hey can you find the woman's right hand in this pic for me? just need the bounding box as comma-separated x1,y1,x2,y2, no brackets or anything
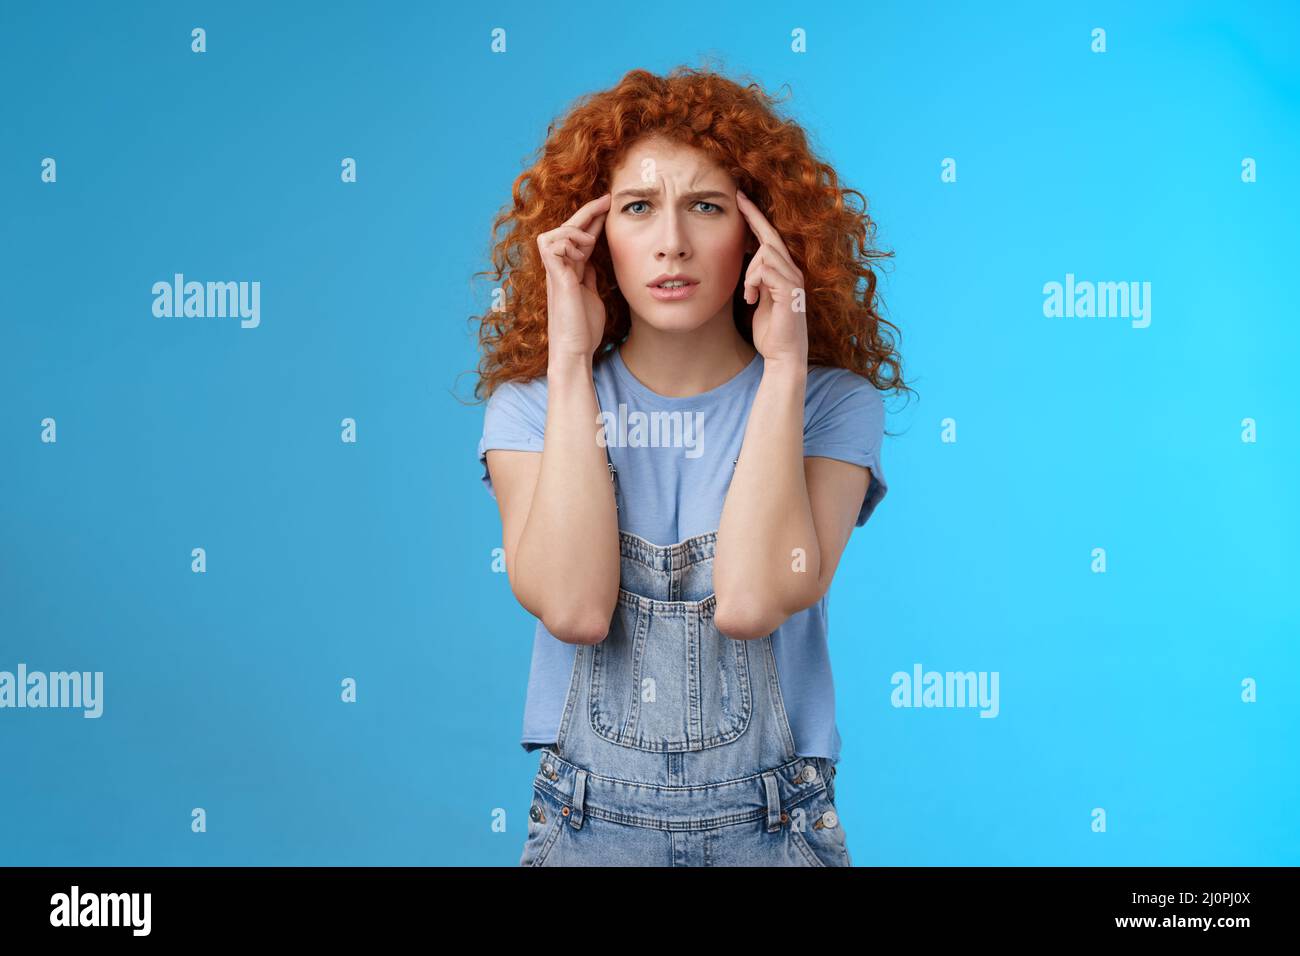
538,192,612,362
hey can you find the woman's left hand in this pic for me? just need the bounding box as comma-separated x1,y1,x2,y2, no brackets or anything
736,187,808,368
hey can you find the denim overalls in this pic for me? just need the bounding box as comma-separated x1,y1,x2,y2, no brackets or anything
519,389,851,867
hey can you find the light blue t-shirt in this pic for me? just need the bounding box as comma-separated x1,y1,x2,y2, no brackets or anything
476,345,889,765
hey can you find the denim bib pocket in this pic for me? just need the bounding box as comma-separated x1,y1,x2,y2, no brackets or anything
589,596,753,752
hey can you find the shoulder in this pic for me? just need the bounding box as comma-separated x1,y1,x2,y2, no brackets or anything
802,365,890,526
804,365,884,428
480,375,550,451
488,374,549,405
484,374,548,418
477,375,550,497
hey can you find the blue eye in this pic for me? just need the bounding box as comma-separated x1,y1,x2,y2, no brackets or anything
621,200,722,215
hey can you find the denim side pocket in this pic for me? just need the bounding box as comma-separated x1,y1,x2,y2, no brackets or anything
519,784,564,867
788,787,850,868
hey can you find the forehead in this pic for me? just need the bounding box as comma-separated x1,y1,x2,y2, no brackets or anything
610,136,728,183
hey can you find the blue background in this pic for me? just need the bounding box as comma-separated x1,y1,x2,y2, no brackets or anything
1,0,1296,865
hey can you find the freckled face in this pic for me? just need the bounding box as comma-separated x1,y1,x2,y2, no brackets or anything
605,136,751,332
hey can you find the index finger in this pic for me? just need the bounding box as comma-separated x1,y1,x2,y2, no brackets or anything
564,192,612,234
735,187,791,260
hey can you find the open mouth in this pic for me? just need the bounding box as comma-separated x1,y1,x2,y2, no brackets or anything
647,275,701,301
648,280,700,301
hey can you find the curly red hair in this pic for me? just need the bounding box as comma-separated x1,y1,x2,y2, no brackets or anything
469,62,912,409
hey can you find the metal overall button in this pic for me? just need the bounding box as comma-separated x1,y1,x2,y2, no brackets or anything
788,800,849,867
520,786,566,867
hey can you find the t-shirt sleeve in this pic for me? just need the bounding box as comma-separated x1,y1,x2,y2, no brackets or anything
802,370,889,527
477,378,547,500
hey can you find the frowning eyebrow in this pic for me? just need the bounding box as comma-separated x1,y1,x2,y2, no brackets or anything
612,187,731,202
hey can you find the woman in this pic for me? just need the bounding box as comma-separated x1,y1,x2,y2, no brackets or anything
472,65,911,866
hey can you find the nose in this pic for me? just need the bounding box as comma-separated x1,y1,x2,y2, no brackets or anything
654,201,690,261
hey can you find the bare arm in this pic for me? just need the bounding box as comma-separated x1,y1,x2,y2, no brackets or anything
714,360,870,639
487,358,619,644
713,185,870,639
484,192,620,645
